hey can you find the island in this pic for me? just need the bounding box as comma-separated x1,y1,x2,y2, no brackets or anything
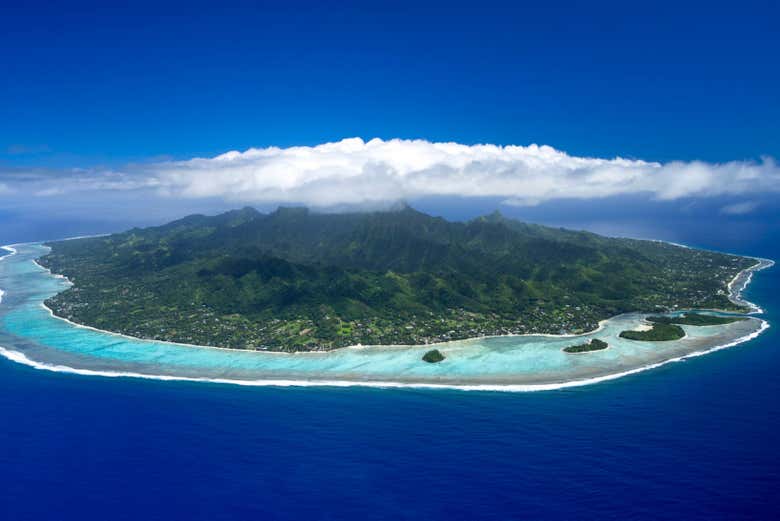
619,323,686,341
647,313,746,326
563,338,609,353
37,205,758,352
422,349,446,363
619,312,750,341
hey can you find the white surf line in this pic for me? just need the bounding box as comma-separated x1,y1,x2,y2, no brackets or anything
0,245,20,305
727,258,775,314
31,259,68,280
1,245,18,257
0,320,769,392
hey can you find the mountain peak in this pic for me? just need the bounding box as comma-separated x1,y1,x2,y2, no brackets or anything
216,206,261,227
472,209,507,224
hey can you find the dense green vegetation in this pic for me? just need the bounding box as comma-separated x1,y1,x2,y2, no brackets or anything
422,349,446,363
647,313,746,326
619,323,686,341
39,205,754,351
563,338,609,353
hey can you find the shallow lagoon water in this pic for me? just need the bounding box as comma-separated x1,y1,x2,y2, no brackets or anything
0,243,767,389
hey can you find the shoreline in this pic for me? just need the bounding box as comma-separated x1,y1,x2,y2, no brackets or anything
651,239,774,314
37,284,612,356
0,319,769,392
15,240,769,356
0,238,772,391
0,246,17,305
30,253,612,355
727,258,774,313
561,345,611,355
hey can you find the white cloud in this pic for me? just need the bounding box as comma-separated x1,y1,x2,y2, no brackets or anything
149,139,780,206
720,201,760,215
3,138,780,208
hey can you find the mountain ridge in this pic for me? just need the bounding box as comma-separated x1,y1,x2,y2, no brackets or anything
38,206,755,351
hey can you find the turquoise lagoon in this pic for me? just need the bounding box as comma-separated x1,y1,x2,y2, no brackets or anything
0,243,768,390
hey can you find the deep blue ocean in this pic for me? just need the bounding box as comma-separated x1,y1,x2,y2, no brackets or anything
1,223,778,520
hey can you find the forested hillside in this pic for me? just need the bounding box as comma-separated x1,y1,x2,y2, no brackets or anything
39,206,754,351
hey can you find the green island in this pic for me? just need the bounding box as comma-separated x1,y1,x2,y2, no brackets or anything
619,323,686,341
422,349,446,363
563,338,609,353
38,205,755,352
647,313,747,326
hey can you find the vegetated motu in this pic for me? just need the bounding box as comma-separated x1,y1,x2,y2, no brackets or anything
422,349,446,363
619,323,686,341
563,338,608,353
647,313,746,326
38,205,755,352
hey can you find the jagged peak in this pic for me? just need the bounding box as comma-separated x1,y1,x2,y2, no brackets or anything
485,209,505,222
471,209,508,225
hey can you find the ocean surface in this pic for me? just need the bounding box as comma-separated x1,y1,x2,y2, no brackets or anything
1,233,778,519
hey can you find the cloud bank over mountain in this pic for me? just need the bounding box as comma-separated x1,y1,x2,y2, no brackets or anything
3,138,778,210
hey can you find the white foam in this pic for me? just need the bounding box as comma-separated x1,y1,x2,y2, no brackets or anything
0,245,18,305
0,320,769,392
32,259,68,280
727,258,775,314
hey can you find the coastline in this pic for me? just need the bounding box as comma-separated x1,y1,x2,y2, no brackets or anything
0,239,771,391
16,240,770,356
37,284,611,356
561,345,611,355
727,258,775,313
0,319,769,392
30,251,612,355
648,239,774,314
0,246,17,305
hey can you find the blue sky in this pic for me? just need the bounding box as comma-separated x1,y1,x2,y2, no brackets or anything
3,0,778,165
1,0,779,250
